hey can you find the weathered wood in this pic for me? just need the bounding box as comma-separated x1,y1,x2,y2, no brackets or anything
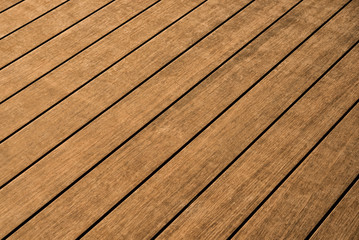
0,0,68,37
158,43,359,240
0,0,159,100
232,105,358,239
311,181,359,240
85,7,358,240
0,0,301,237
1,0,357,238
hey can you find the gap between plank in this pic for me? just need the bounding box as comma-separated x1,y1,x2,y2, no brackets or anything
0,0,162,141
0,0,250,189
151,4,356,239
0,0,25,14
0,0,71,40
77,1,313,238
227,97,358,239
0,0,116,55
0,0,159,100
305,174,359,239
0,1,260,238
2,0,350,238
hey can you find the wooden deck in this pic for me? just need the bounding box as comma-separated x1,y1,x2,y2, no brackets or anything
0,0,358,239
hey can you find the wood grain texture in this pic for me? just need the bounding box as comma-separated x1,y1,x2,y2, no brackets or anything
1,0,358,238
0,0,113,66
311,181,359,240
158,43,359,240
0,0,157,101
82,5,359,240
0,0,23,13
5,0,340,238
232,106,359,239
0,0,68,37
0,0,302,237
0,0,252,189
0,0,204,143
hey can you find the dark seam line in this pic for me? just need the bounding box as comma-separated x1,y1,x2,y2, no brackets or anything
0,0,25,14
0,0,158,101
78,1,308,238
0,0,246,189
305,174,359,239
0,0,163,144
227,55,358,240
0,0,115,59
2,1,255,238
0,0,210,190
0,0,116,52
0,0,71,40
227,99,358,239
153,3,355,239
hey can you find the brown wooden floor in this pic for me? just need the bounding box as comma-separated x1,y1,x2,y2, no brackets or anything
0,0,358,239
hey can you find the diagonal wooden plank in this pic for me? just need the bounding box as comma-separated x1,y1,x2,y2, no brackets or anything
82,9,359,240
310,180,359,240
0,0,24,14
158,44,359,240
0,0,205,141
6,0,357,239
0,0,303,237
0,0,69,37
230,107,358,239
0,0,159,100
0,0,213,185
0,0,256,187
0,0,115,63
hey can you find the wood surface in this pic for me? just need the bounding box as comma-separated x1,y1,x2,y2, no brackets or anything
83,6,359,240
0,0,158,100
0,0,113,66
0,0,255,183
0,0,68,37
311,181,359,240
0,0,23,13
231,102,358,239
0,0,358,238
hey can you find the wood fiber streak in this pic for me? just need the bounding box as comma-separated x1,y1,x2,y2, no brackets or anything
0,0,113,66
0,0,250,186
7,0,357,239
83,3,359,240
159,44,359,239
0,0,204,143
0,0,68,37
0,0,158,101
4,0,325,237
0,0,301,237
0,0,358,239
0,0,23,13
311,182,359,240
232,107,359,239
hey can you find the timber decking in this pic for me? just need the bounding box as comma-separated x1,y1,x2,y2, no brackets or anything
0,0,358,239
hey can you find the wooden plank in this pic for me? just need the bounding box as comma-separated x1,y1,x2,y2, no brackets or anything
0,0,257,185
0,0,303,237
0,0,68,37
0,0,213,185
81,12,359,240
85,46,358,239
0,0,23,13
0,0,203,141
156,45,359,239
0,0,114,65
231,108,358,239
6,0,357,238
311,181,359,240
0,0,158,100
